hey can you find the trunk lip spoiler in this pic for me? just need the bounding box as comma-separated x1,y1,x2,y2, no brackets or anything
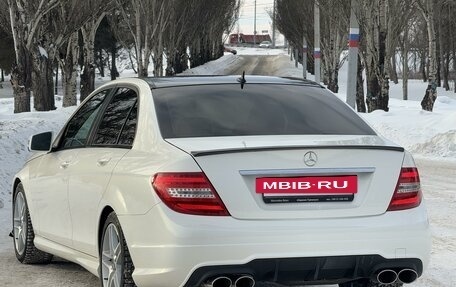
239,167,376,176
191,145,405,157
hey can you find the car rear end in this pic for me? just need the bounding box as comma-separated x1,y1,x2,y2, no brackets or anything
119,77,431,287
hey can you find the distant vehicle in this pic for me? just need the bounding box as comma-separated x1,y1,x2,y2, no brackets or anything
259,41,272,48
224,46,237,55
13,76,430,287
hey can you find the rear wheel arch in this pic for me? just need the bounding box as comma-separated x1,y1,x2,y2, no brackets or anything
98,206,114,250
99,210,137,287
13,178,22,195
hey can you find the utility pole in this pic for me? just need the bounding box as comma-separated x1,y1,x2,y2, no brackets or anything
303,37,307,79
346,0,360,109
272,0,276,48
314,1,321,83
253,0,257,46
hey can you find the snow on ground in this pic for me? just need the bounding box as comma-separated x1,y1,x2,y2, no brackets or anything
180,53,245,75
0,98,76,209
234,46,290,56
0,47,455,286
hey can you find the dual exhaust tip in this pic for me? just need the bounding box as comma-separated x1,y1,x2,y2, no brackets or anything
377,268,418,285
204,275,255,287
204,269,417,286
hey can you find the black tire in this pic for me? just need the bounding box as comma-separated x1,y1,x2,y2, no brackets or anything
12,183,53,264
99,212,136,287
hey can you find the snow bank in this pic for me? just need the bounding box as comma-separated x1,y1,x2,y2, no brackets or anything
360,96,456,159
412,131,456,158
0,101,75,208
234,47,288,56
180,54,244,76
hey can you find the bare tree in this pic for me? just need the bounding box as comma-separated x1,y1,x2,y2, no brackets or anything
414,0,438,111
435,1,455,91
274,0,349,93
6,0,59,113
80,13,107,101
318,0,350,93
188,0,241,69
274,0,315,74
115,0,170,77
356,0,415,112
399,20,411,100
163,0,194,76
58,32,79,107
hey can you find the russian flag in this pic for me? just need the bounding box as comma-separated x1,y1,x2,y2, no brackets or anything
349,28,360,48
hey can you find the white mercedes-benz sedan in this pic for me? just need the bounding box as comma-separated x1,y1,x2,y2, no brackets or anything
12,76,430,287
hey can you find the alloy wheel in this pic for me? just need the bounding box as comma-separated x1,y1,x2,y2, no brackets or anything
101,223,123,287
13,192,27,256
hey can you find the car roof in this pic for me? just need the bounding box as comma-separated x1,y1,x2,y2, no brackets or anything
144,75,322,89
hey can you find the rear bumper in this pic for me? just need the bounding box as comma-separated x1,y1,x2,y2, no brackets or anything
118,203,431,287
183,255,423,286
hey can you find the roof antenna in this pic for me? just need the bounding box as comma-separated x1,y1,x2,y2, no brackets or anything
237,71,246,89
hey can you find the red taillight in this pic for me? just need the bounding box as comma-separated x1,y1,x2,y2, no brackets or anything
152,172,229,216
387,167,422,211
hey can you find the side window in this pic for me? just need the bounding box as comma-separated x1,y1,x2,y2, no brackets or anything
61,89,110,148
118,101,138,146
93,88,138,146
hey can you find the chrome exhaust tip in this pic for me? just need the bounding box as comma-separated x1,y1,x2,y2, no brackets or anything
398,268,418,284
203,276,232,287
377,269,398,285
234,275,255,287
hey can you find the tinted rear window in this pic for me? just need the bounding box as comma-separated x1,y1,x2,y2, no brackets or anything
153,84,376,138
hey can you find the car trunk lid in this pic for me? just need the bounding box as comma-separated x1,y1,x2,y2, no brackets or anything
166,135,404,220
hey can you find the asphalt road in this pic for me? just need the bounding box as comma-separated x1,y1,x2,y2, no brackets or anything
227,55,278,76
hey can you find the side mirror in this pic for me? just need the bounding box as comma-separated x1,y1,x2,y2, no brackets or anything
29,132,53,152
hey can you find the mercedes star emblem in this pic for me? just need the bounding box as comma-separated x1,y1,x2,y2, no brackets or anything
303,151,318,167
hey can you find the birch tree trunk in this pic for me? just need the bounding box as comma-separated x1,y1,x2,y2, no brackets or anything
356,57,366,113
80,15,104,101
440,15,450,91
32,46,55,111
8,0,31,113
10,53,31,113
378,0,389,112
418,0,438,112
134,1,146,77
402,27,409,100
420,51,427,82
389,56,399,84
111,44,118,80
7,0,61,112
61,32,79,107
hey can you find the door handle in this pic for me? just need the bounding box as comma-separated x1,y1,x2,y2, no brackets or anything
97,158,111,167
60,161,70,169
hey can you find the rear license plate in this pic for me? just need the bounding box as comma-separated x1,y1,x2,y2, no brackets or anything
256,176,357,203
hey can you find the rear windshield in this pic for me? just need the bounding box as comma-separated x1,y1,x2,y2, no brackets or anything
152,84,376,138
